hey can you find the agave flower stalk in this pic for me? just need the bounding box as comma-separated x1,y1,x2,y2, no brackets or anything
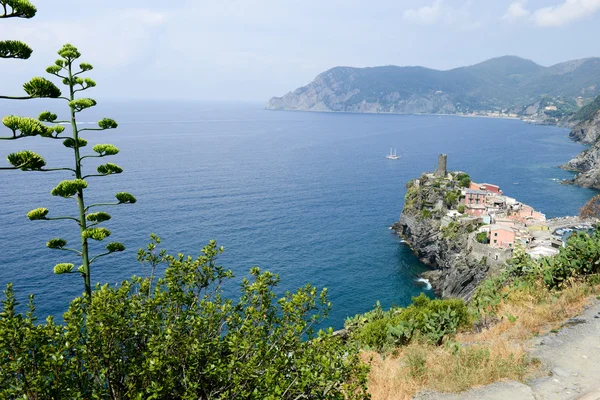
1,44,136,297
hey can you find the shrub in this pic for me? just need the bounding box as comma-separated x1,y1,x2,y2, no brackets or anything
476,232,489,244
0,240,370,399
444,190,460,208
349,294,470,352
456,173,471,188
457,204,466,214
420,209,433,219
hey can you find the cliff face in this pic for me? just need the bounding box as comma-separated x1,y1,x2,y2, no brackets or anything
393,174,503,301
562,100,600,189
396,210,489,300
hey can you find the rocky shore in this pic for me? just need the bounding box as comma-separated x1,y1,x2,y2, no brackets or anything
561,100,600,189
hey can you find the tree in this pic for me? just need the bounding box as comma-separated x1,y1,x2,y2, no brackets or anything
1,44,136,297
0,0,61,100
456,173,471,188
0,239,370,399
579,194,600,220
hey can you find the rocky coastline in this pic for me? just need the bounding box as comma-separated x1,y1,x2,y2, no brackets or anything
393,155,596,301
561,107,600,189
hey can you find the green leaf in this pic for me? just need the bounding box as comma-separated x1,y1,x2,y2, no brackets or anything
47,238,67,249
82,227,111,241
116,192,136,204
27,207,48,220
106,242,125,252
23,77,61,98
98,118,118,129
92,144,119,156
7,150,46,170
97,163,123,175
86,212,111,223
51,179,88,198
0,40,32,59
53,263,74,274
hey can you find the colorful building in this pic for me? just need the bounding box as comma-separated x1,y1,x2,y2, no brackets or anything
489,224,515,248
463,189,488,206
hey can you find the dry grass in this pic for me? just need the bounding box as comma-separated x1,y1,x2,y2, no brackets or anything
364,277,600,400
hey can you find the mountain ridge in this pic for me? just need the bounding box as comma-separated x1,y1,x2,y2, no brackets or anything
266,56,600,120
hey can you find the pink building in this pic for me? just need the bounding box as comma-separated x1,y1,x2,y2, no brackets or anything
464,189,487,206
489,224,515,248
465,204,486,216
469,182,502,194
479,183,502,194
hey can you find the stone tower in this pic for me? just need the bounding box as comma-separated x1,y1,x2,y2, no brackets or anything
434,154,447,178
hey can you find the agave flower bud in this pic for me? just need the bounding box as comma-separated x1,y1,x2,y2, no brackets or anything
82,227,111,241
116,192,136,204
97,163,123,175
93,144,119,156
47,238,67,249
27,207,49,220
58,44,81,60
68,98,96,112
38,111,58,122
86,212,111,223
51,179,88,197
7,150,46,170
98,118,118,129
0,40,33,59
62,138,87,148
106,242,125,253
23,77,61,98
53,263,74,274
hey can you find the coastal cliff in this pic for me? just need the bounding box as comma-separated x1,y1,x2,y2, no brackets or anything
392,161,509,301
562,95,600,189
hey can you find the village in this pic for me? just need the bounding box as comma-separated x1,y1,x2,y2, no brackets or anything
419,154,590,260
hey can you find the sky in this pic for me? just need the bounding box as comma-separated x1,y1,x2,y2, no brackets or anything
1,0,600,101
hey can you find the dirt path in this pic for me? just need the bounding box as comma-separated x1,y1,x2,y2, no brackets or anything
414,299,600,400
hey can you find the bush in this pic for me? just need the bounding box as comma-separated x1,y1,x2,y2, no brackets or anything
476,232,489,244
540,230,600,289
420,209,433,219
0,240,369,399
456,173,471,188
349,294,470,352
457,204,465,214
444,191,460,208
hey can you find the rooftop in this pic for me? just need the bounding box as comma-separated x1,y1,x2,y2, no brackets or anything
465,189,488,195
489,224,515,233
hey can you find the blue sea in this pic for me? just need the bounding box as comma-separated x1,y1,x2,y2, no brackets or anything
0,100,596,329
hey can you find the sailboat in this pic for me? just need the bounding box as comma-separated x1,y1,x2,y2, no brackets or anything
386,147,400,160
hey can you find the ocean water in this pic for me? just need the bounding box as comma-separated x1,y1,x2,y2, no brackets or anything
0,100,595,329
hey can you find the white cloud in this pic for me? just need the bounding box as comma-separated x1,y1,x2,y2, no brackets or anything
503,1,530,20
2,8,168,68
502,0,600,27
403,0,443,24
532,0,600,26
402,0,482,29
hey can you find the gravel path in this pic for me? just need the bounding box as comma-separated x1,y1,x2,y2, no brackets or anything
414,299,600,400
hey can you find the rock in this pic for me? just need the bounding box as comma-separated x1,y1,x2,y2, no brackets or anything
413,380,535,400
561,104,600,189
551,367,571,377
563,318,587,327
